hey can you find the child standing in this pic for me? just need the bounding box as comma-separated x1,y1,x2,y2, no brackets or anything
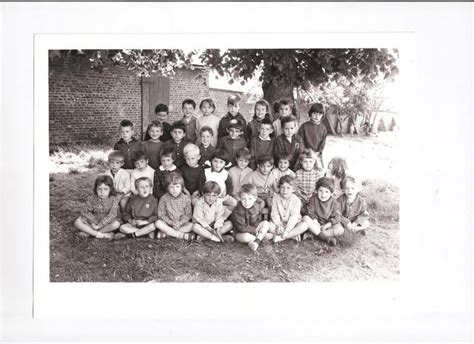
325,157,348,199
198,126,216,166
230,184,275,251
302,177,344,246
130,150,155,196
273,152,296,183
113,119,143,170
295,149,325,204
217,94,248,140
115,177,158,239
271,175,308,242
196,98,219,147
246,99,272,142
74,175,120,239
105,150,131,211
244,155,279,208
337,176,370,235
298,103,328,168
249,117,274,169
272,99,295,137
180,143,205,204
217,120,247,166
181,99,197,143
228,148,253,200
152,146,178,201
274,115,305,170
155,172,195,240
155,103,172,142
163,120,190,168
142,120,164,170
192,181,234,243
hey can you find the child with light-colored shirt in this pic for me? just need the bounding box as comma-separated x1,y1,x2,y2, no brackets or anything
196,98,219,147
228,148,253,199
130,150,155,196
105,150,131,211
243,155,279,209
272,152,296,184
337,176,370,235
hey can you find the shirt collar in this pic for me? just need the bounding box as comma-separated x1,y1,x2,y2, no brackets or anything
258,135,271,141
159,164,177,171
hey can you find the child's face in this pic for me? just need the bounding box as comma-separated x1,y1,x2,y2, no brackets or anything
148,126,163,140
280,104,292,117
279,182,294,199
302,158,316,171
236,157,250,169
160,155,174,169
200,102,214,116
228,127,242,140
240,192,257,209
120,126,133,142
182,103,194,118
156,111,168,122
203,192,219,206
278,159,290,171
171,128,185,143
343,181,359,200
136,181,151,198
282,121,297,138
211,157,226,172
134,158,148,171
96,183,111,200
259,124,273,139
258,161,273,175
185,153,200,168
317,186,332,202
310,112,324,124
228,103,240,116
168,183,182,198
200,131,213,147
255,104,267,120
109,158,124,173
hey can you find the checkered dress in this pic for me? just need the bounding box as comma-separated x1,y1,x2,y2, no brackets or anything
295,169,324,201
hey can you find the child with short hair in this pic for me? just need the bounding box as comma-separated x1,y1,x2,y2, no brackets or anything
302,177,344,246
217,94,248,140
295,149,325,204
244,155,279,208
196,98,219,147
142,120,164,170
163,120,190,168
181,98,197,143
198,126,216,166
325,157,348,198
74,175,121,239
217,120,247,166
249,117,275,169
153,147,178,201
299,103,328,168
274,115,305,170
273,152,296,183
155,103,172,142
192,181,234,243
180,143,205,205
273,99,296,137
271,175,308,243
228,148,253,199
230,183,275,251
246,99,273,141
130,150,155,196
105,150,131,211
337,176,370,235
115,177,158,239
155,172,195,241
113,119,143,170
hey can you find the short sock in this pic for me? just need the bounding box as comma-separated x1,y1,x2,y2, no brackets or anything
126,232,137,238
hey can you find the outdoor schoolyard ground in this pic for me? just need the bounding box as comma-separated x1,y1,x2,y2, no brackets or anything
49,132,399,282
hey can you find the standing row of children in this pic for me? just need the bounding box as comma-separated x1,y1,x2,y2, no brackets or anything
74,95,370,250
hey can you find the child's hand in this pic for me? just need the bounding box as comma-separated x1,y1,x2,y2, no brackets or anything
276,226,285,235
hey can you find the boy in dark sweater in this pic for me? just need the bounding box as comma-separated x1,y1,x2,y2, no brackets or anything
337,176,370,235
155,103,172,143
153,146,179,201
217,120,247,166
274,115,305,170
217,94,248,141
298,103,328,168
198,126,216,166
113,119,143,171
163,120,190,168
249,117,275,169
180,143,205,206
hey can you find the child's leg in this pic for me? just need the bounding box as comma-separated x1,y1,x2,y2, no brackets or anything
100,220,121,233
133,223,156,237
217,221,233,236
177,222,193,233
247,221,271,251
284,221,309,239
235,232,257,243
155,220,194,240
119,195,130,212
192,223,220,242
323,223,345,237
302,216,321,236
119,223,138,234
74,218,114,239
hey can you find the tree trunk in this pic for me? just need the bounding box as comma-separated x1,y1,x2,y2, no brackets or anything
262,81,294,111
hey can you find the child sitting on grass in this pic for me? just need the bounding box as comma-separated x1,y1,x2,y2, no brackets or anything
180,143,204,205
198,126,216,166
244,155,279,209
325,157,348,198
155,103,172,142
153,146,178,201
230,183,275,251
273,152,296,183
192,181,234,243
181,98,197,143
249,117,274,169
228,148,253,200
246,99,273,142
298,103,328,168
163,120,189,168
113,119,143,170
295,149,325,204
142,120,164,170
115,177,158,240
196,98,219,147
105,150,131,211
74,175,120,240
273,115,304,170
337,176,370,235
217,120,247,166
130,150,155,196
302,177,344,246
155,172,195,241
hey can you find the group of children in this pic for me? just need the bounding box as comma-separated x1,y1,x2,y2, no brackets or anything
74,95,370,251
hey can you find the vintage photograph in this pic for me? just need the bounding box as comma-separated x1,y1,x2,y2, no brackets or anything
49,48,400,282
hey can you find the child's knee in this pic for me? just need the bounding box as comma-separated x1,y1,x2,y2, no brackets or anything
235,232,254,243
332,224,344,236
111,220,121,230
120,224,134,234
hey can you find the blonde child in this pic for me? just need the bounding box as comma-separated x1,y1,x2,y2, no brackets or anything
155,172,195,241
244,155,279,209
302,177,344,246
196,98,219,147
298,103,328,168
105,150,131,211
271,175,308,243
249,117,274,169
295,149,325,204
228,148,253,199
143,120,164,170
181,99,197,143
325,157,348,198
74,175,120,239
192,181,234,243
113,119,143,170
246,99,273,142
180,143,205,205
130,150,155,196
198,126,216,166
337,176,370,235
153,146,178,201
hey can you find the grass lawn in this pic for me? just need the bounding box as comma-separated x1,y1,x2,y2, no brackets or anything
50,132,399,282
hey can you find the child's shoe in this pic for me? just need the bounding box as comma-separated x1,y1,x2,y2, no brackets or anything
114,233,126,240
293,234,302,242
156,232,167,239
182,232,196,241
248,240,259,251
76,232,90,239
196,235,205,242
148,231,156,239
221,235,235,243
302,232,313,241
273,235,284,243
